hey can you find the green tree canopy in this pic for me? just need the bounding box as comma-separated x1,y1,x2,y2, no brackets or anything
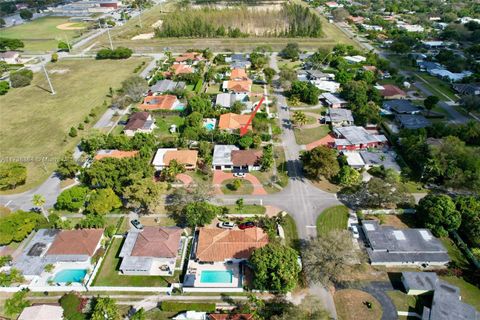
0,211,47,245
455,196,480,247
250,243,300,293
122,177,168,214
417,194,461,237
91,297,119,320
178,201,220,228
4,290,29,316
0,162,26,190
86,188,122,215
55,186,89,211
301,146,340,181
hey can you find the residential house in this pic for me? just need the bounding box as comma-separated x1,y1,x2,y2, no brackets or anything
152,148,198,171
124,112,156,137
18,305,64,320
428,68,472,82
229,54,251,69
223,68,252,100
453,83,480,96
231,149,262,172
215,93,236,108
325,1,343,8
94,149,139,161
344,55,367,64
361,24,383,31
362,220,450,266
417,61,442,72
173,311,207,320
320,93,348,108
119,226,183,276
170,64,194,76
396,114,431,130
139,95,180,111
333,126,388,150
175,52,205,65
45,229,104,262
218,113,252,132
150,79,186,94
397,22,424,32
401,272,479,320
383,99,422,114
194,227,269,262
378,84,407,99
306,70,335,81
325,108,354,127
0,51,20,64
348,16,365,24
212,145,239,170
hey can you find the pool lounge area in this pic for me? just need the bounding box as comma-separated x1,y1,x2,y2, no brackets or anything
184,262,242,288
202,118,217,131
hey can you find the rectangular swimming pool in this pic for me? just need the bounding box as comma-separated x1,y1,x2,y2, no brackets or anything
52,269,87,283
200,270,233,284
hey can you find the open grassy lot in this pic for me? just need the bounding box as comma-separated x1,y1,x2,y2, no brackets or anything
153,113,184,137
334,289,382,320
316,205,348,236
386,291,429,314
92,237,179,287
0,58,149,194
294,125,330,145
281,214,300,251
1,17,89,52
220,179,254,195
224,204,266,215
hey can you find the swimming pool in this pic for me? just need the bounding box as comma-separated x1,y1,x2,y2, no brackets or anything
173,104,185,111
52,269,87,283
204,123,215,131
200,270,233,284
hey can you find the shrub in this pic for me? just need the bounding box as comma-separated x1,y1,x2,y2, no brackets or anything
160,301,215,312
10,69,33,88
51,53,58,62
96,47,133,60
69,127,78,137
60,293,86,320
0,80,9,95
0,162,26,190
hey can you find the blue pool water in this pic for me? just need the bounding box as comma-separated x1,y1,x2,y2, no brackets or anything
204,123,215,131
200,270,233,283
53,269,87,283
173,104,185,111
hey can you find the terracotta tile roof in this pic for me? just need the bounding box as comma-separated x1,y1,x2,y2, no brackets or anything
171,64,194,75
94,150,139,160
196,227,269,261
218,113,252,131
231,150,262,166
131,226,182,258
363,65,377,72
209,314,253,320
125,112,150,130
230,68,248,80
175,52,204,63
163,150,198,167
46,229,103,256
380,84,406,98
139,95,178,110
227,79,252,93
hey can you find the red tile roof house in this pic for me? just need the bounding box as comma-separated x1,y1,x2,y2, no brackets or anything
222,68,252,101
45,229,104,263
231,149,262,172
119,226,183,275
194,227,269,262
139,95,180,111
94,150,139,161
174,52,206,65
218,113,252,133
378,84,407,100
123,112,156,137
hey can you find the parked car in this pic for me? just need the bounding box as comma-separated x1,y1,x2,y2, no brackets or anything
131,219,144,230
350,225,359,239
233,172,246,178
218,222,235,229
238,222,255,230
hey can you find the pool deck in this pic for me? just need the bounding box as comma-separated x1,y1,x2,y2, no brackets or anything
188,261,241,288
33,261,92,286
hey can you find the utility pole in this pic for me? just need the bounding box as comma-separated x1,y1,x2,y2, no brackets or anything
42,60,55,95
106,26,113,50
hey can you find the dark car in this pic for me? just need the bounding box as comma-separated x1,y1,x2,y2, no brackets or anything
238,221,255,230
131,219,144,230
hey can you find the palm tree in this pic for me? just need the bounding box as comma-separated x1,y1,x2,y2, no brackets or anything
32,194,48,220
293,111,308,128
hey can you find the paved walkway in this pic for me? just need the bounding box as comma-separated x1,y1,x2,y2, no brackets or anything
212,171,267,195
176,173,193,186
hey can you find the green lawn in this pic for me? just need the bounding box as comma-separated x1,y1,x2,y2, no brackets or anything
440,237,470,269
386,291,427,314
224,204,266,215
0,58,149,194
251,84,264,94
92,238,179,287
281,214,300,251
153,114,184,137
414,73,458,101
294,125,330,145
206,84,221,94
1,17,90,52
316,205,349,236
220,179,254,195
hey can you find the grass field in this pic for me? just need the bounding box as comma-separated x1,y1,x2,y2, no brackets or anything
316,205,348,236
224,204,266,215
281,214,300,251
0,58,149,194
220,179,254,195
294,125,330,145
1,17,89,52
334,289,382,320
93,237,179,287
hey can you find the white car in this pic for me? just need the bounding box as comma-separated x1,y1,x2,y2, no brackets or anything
350,225,360,239
218,222,235,229
233,172,246,178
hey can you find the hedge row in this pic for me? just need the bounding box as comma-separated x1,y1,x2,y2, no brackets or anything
160,301,216,312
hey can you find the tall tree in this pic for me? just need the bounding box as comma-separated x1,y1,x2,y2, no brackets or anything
302,230,357,285
91,297,119,320
123,177,168,214
32,194,47,220
292,111,308,127
417,194,461,237
300,146,340,181
177,202,220,228
249,243,300,293
424,95,440,116
85,188,122,215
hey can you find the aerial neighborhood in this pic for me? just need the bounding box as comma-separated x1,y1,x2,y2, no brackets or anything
0,0,479,319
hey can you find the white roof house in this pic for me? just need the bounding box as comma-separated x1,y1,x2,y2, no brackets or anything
18,305,64,320
397,22,424,32
311,80,341,93
343,152,365,169
344,55,367,64
152,148,177,170
215,93,235,108
212,145,239,170
320,93,347,108
428,69,472,82
172,311,207,320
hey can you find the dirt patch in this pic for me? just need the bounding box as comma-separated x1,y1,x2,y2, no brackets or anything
131,33,155,40
56,22,85,30
49,69,70,75
151,20,163,28
334,289,383,320
363,214,410,229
